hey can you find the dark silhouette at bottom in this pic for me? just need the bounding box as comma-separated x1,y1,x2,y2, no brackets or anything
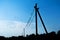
0,30,60,40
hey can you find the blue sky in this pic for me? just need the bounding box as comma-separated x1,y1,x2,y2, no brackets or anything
0,0,60,37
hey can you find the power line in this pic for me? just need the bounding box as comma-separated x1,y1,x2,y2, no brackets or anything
23,9,34,36
28,14,35,27
25,9,34,28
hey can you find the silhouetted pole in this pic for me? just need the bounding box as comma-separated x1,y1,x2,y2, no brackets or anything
34,3,38,35
34,3,48,34
37,10,48,34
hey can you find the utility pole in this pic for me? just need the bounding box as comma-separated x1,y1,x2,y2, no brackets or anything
37,10,48,34
34,3,48,34
34,3,38,35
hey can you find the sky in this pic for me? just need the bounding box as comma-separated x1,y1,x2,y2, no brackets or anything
0,0,60,37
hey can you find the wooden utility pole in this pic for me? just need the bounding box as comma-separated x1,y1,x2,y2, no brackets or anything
34,3,48,34
34,3,38,35
37,10,48,34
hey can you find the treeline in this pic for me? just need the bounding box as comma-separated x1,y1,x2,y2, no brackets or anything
0,30,60,40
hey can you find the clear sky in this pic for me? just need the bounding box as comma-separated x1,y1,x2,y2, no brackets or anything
0,0,60,37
